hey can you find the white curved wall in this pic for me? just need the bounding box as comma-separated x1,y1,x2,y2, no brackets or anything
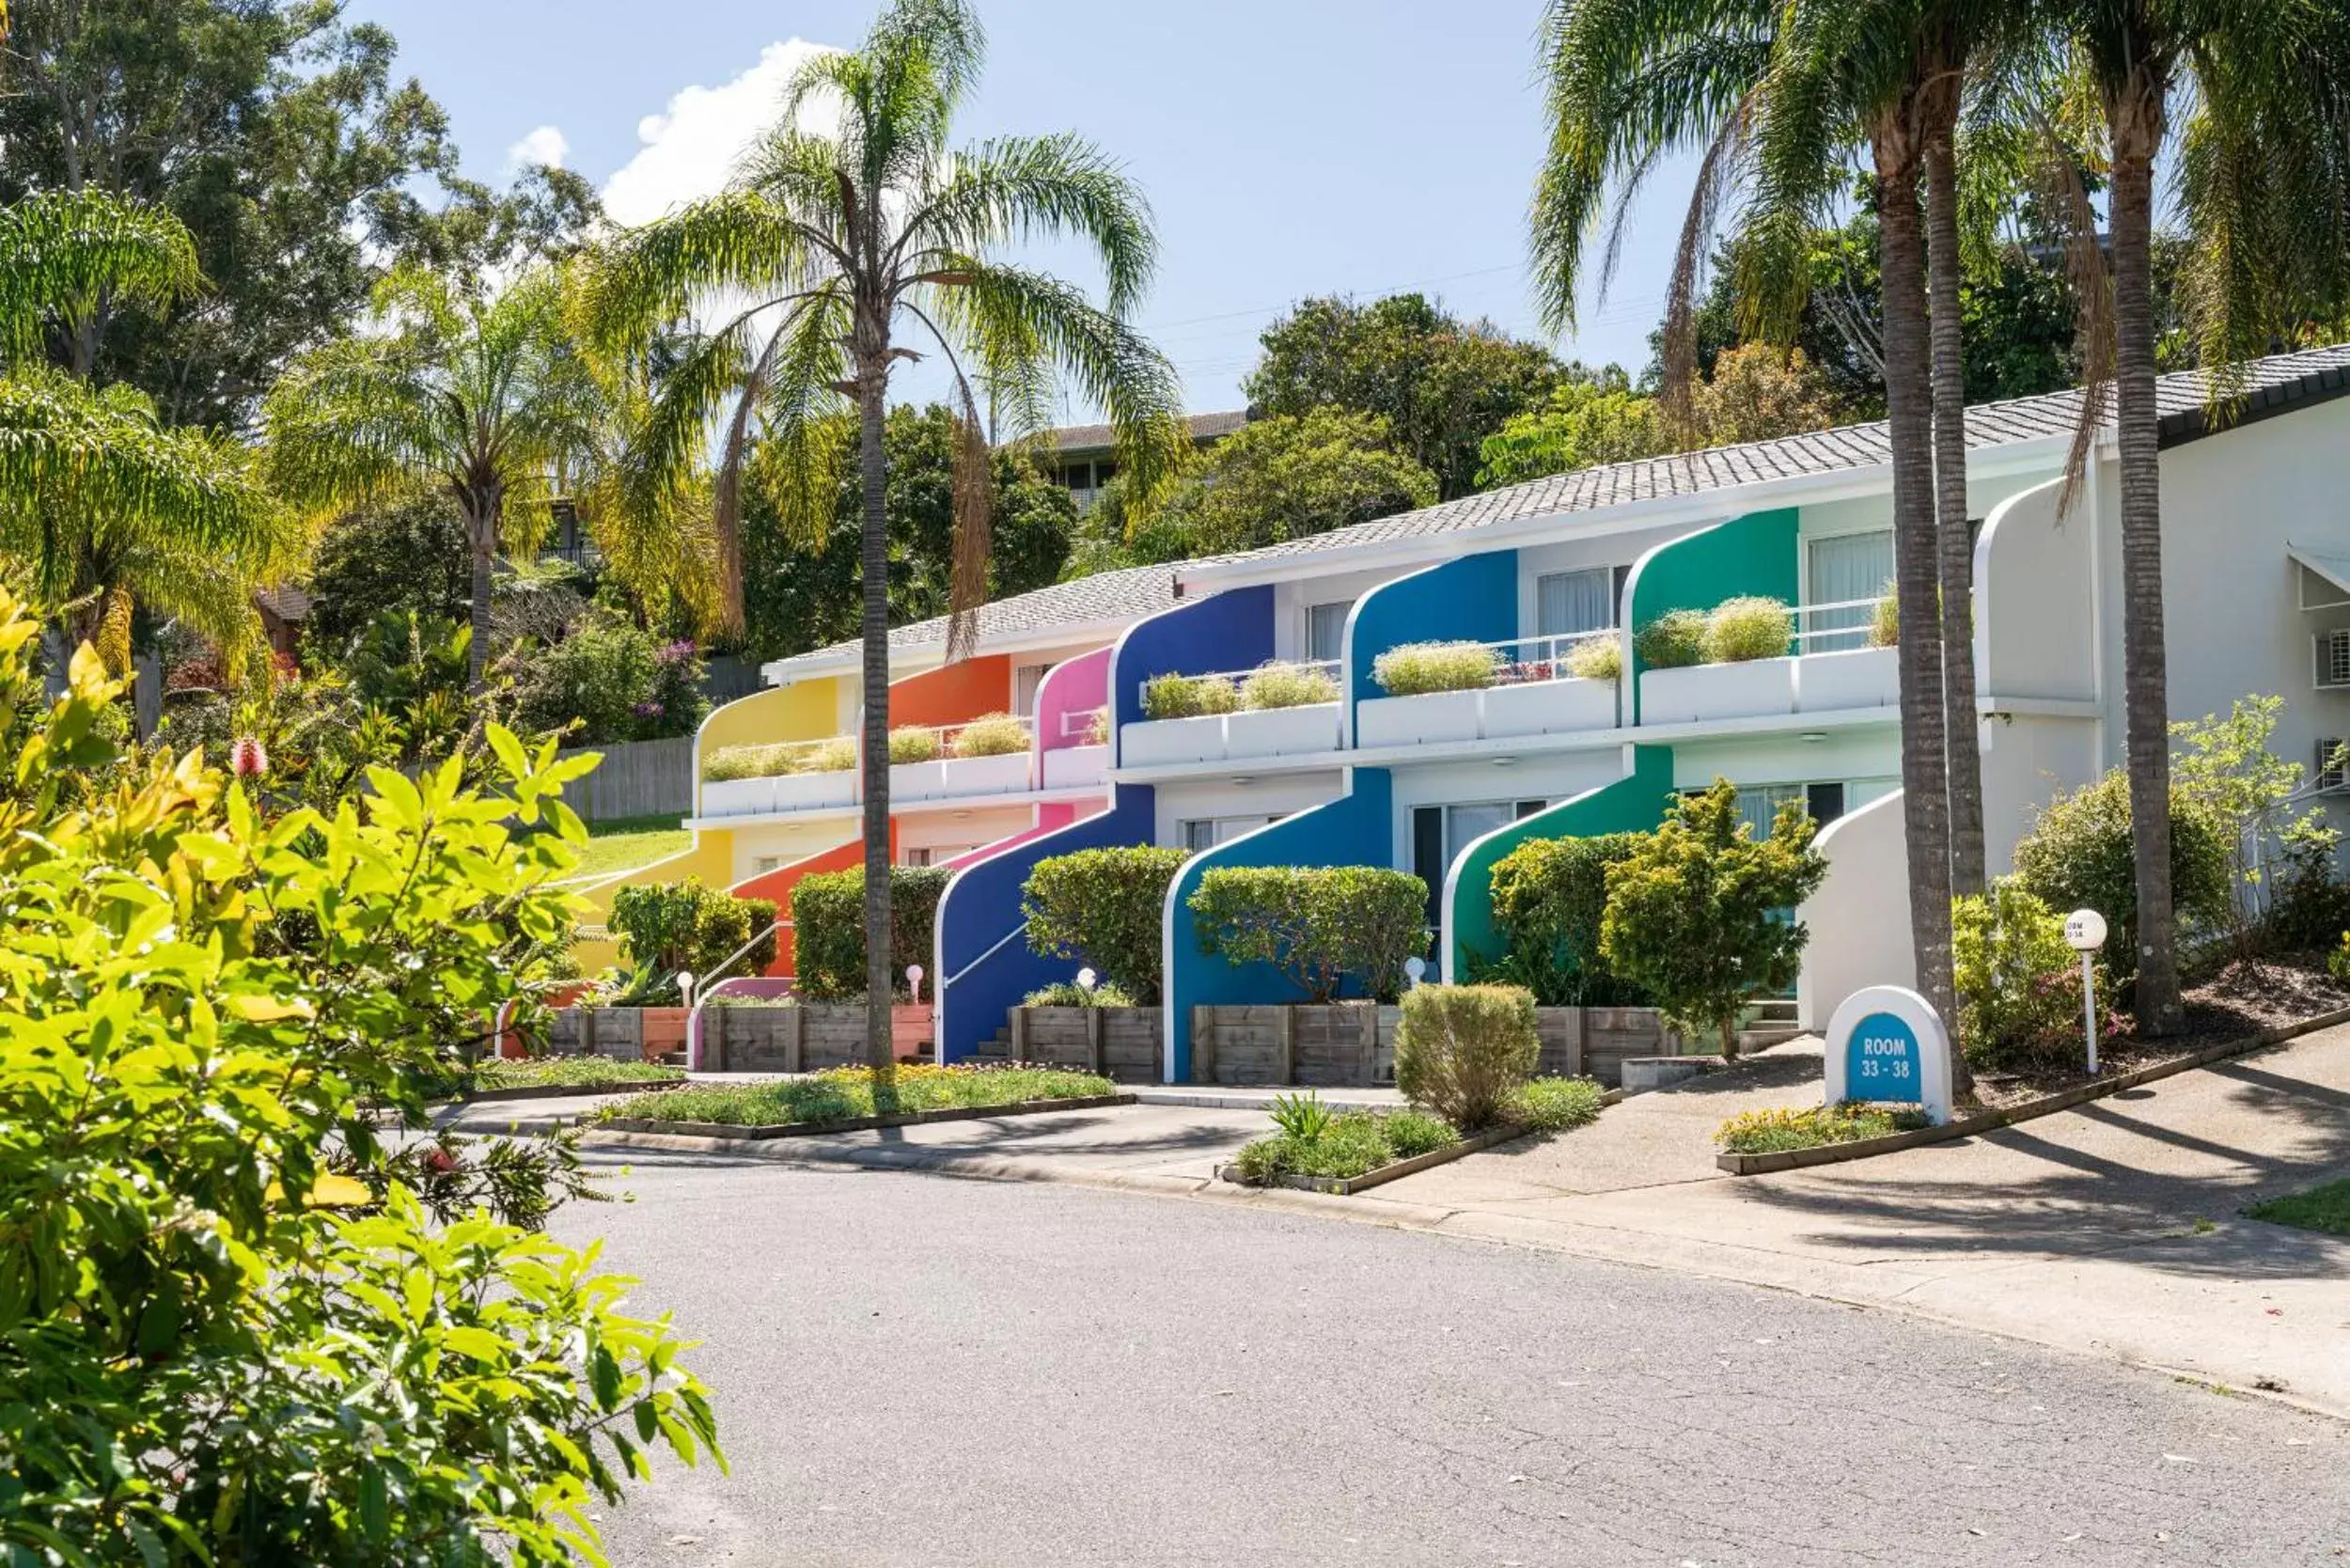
1796,787,1916,1030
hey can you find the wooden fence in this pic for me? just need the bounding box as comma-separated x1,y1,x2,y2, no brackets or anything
554,735,695,822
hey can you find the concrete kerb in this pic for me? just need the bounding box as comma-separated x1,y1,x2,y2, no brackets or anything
1718,1003,2350,1176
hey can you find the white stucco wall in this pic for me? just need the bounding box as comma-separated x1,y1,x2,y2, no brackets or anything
1795,788,1916,1029
1151,772,1343,848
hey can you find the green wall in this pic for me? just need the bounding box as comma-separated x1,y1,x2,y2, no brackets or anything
1624,507,1799,722
1442,745,1675,980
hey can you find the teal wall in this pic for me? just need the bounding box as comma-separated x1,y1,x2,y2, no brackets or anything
1442,745,1675,980
1624,508,1799,722
1343,550,1518,744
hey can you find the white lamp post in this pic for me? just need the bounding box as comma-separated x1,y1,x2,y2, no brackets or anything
905,964,925,1005
1076,966,1098,994
2061,909,2108,1074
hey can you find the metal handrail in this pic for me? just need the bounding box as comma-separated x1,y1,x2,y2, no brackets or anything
1135,658,1341,707
684,917,790,1071
1058,705,1109,742
943,923,1027,990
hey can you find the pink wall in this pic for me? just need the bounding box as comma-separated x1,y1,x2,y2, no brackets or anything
1034,646,1110,755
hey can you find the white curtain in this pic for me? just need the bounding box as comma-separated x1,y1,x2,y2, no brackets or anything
1806,530,1894,651
1536,568,1615,644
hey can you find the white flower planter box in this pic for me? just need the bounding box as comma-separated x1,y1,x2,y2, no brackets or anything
888,759,952,800
930,749,1032,798
1640,657,1797,725
1794,645,1899,713
1356,687,1482,747
1480,676,1618,738
1041,744,1109,791
1120,713,1223,766
697,775,777,819
1225,702,1339,759
768,769,855,813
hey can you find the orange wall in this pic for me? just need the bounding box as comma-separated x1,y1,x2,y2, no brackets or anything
729,826,893,977
887,654,1010,729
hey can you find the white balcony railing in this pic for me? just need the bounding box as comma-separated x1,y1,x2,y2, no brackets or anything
1132,658,1340,709
1637,597,1898,726
1122,660,1344,767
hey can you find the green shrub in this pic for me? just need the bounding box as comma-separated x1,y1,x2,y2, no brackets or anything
1269,1089,1335,1141
511,614,709,744
1023,845,1191,1002
789,865,952,1000
1382,1108,1460,1158
1372,640,1499,697
2329,933,2350,983
1393,982,1541,1131
1634,609,1710,668
1023,979,1139,1008
1868,588,1898,649
2010,768,2232,990
1142,671,1239,718
1565,635,1622,682
887,726,943,763
950,712,1031,758
1508,1075,1607,1132
1716,1103,1930,1153
2264,824,2350,952
1484,831,1655,1006
1599,778,1826,1058
1951,881,2099,1070
1240,660,1340,710
608,880,778,1002
1705,596,1794,663
1188,864,1429,1002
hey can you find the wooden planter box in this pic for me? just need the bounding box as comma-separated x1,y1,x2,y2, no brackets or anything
1008,1006,1163,1082
1581,1007,1682,1087
639,1008,689,1061
1188,1002,1396,1088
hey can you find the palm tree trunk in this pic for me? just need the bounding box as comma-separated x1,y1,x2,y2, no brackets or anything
2109,117,2183,1035
464,504,496,691
1924,128,1986,902
1876,122,1958,1031
856,364,899,1101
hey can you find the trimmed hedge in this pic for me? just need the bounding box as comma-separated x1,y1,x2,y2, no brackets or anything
1022,846,1190,1003
1393,982,1540,1131
1481,831,1654,1006
607,881,777,1003
1188,864,1428,1002
791,865,952,1000
950,713,1030,758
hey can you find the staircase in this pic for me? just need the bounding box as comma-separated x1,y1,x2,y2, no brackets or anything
1739,997,1805,1051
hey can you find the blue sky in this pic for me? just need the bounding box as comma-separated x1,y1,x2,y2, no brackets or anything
354,1,1700,419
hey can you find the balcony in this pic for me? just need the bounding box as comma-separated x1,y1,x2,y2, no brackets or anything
1120,661,1343,767
1041,705,1110,791
887,713,1037,803
1638,598,1898,726
699,735,858,820
1355,633,1620,749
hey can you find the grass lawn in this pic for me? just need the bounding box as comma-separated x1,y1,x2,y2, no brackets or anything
569,813,690,881
2245,1178,2350,1236
598,1063,1115,1127
423,1057,685,1100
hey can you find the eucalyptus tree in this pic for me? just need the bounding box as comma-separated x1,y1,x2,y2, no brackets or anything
575,0,1185,1082
0,188,287,673
263,265,605,686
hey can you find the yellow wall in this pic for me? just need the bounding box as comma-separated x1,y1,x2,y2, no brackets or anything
698,678,843,757
569,829,739,975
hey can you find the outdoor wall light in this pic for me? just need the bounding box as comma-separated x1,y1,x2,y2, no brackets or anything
1799,731,1828,744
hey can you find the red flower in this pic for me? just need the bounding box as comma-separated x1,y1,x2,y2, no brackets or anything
229,736,268,778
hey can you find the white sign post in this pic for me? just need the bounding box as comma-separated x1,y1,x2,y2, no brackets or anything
2062,908,2107,1074
1824,985,1953,1126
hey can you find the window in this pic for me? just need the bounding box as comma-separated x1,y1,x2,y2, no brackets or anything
1307,601,1351,663
1411,800,1546,925
905,847,933,868
1731,782,1846,839
1181,816,1274,852
751,855,783,875
1536,567,1618,643
1013,662,1052,715
2319,741,2350,792
1806,530,1895,652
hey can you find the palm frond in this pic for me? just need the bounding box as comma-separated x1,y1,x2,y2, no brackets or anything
0,190,203,364
896,133,1158,316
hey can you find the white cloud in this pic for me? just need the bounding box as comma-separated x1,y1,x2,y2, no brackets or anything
601,39,839,227
506,124,571,171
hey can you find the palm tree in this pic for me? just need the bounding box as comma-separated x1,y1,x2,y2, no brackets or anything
0,189,288,674
263,265,605,686
575,0,1185,1087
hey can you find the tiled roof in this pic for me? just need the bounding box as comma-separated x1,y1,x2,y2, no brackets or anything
1187,343,2350,570
254,584,313,622
758,561,1186,682
1041,409,1250,455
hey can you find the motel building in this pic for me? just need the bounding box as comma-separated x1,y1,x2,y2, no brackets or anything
573,344,2350,1081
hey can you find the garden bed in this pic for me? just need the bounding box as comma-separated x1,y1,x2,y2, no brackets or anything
421,1058,685,1103
1218,1078,1616,1195
591,1064,1126,1139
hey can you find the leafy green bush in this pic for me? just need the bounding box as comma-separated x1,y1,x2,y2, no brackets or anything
0,598,716,1561
1142,671,1239,718
1599,778,1826,1058
2329,933,2350,984
2010,768,2232,990
1227,1106,1462,1184
1716,1103,1930,1153
1565,635,1621,682
951,712,1031,758
2264,823,2350,952
1372,639,1499,696
608,880,778,1002
1023,979,1139,1008
1484,831,1655,1006
1393,982,1541,1131
1083,707,1111,745
1023,845,1191,1002
1705,596,1794,663
887,726,943,763
510,614,711,744
1634,609,1710,668
1269,1089,1335,1141
1188,864,1429,1002
1951,881,2100,1070
1240,660,1340,710
790,865,952,1000
1508,1074,1607,1132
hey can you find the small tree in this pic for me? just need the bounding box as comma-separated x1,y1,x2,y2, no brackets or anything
1598,780,1827,1059
791,866,952,1002
1022,846,1190,1003
2170,695,2335,957
608,881,777,1003
1484,831,1653,1006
